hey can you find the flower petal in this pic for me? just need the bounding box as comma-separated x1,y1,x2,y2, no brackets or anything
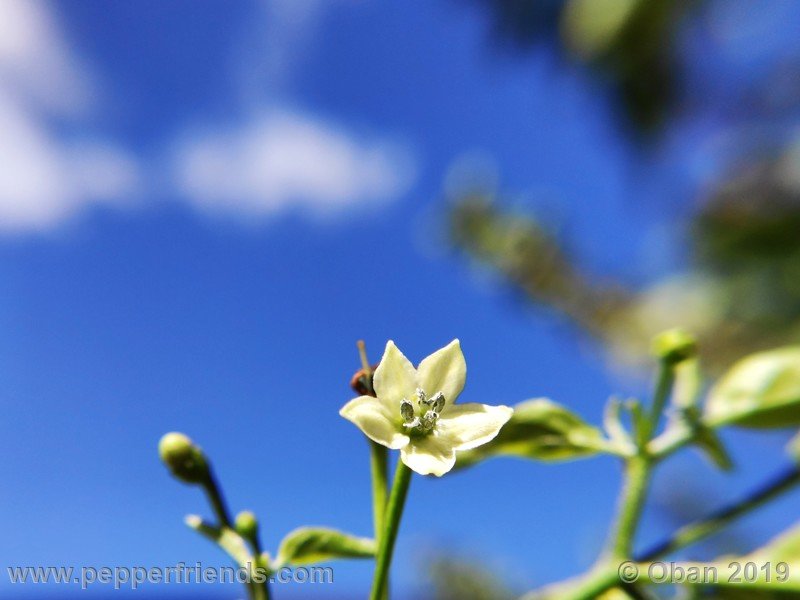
400,434,456,477
416,339,466,407
340,395,410,450
437,403,513,451
372,341,417,409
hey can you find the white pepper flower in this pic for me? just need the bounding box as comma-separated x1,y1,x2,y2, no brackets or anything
340,340,512,476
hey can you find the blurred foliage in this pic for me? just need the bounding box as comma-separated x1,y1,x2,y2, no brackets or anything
465,0,698,134
693,148,800,334
449,195,631,341
426,556,517,600
448,1,800,371
448,150,800,372
454,398,607,468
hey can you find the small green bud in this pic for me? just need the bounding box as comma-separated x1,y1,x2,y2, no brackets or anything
651,328,697,365
234,510,259,540
158,432,208,484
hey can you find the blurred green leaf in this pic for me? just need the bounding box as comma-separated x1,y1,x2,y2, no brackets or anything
693,423,734,471
456,398,609,468
705,347,800,428
562,0,640,60
428,555,517,600
747,521,800,571
275,527,375,567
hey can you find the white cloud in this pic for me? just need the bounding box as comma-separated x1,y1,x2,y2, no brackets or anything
195,0,418,221
0,0,92,115
0,0,140,233
173,108,416,220
0,91,138,231
0,0,416,233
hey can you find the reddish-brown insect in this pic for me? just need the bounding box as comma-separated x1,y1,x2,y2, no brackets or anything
350,364,379,397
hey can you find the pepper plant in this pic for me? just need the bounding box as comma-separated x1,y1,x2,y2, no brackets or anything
159,330,800,598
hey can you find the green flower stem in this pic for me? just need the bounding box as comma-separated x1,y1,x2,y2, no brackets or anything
253,565,271,600
249,535,271,600
638,464,800,561
201,473,269,600
369,461,413,600
369,440,389,600
606,455,652,559
370,440,389,536
201,470,233,528
605,360,675,559
248,574,270,600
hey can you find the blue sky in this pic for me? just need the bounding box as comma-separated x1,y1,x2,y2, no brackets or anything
1,1,800,598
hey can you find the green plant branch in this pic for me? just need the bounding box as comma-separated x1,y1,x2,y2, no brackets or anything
556,465,800,600
186,516,268,600
552,361,676,599
605,360,676,559
203,473,271,600
369,440,389,600
248,535,271,600
248,576,268,600
370,441,389,542
606,456,653,559
638,464,800,561
201,470,232,528
255,573,271,600
646,421,694,459
369,461,412,600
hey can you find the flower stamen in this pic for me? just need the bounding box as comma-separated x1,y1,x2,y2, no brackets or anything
401,389,446,435
400,399,416,424
415,388,427,405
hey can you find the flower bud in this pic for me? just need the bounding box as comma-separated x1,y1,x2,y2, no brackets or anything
158,432,208,484
235,510,259,540
651,328,697,365
350,364,378,397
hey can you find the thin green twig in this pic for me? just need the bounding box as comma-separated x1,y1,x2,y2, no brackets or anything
638,465,800,561
202,470,232,528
